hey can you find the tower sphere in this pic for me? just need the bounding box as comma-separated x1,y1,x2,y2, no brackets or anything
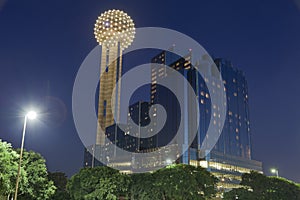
94,9,135,50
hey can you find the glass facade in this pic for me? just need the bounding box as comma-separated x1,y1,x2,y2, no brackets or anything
149,50,262,189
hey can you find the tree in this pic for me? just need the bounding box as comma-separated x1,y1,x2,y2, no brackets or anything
224,171,300,200
223,188,259,200
67,166,131,200
129,164,217,200
17,150,56,200
152,164,217,200
129,173,161,200
48,172,70,200
0,139,27,200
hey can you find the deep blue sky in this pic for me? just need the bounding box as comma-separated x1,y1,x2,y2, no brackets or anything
0,0,300,182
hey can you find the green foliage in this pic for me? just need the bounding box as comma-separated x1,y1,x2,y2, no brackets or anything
223,188,259,200
224,171,300,200
0,140,55,200
155,164,217,200
0,140,18,196
48,172,71,200
17,150,56,200
130,164,217,200
0,139,27,199
67,166,131,200
130,172,161,200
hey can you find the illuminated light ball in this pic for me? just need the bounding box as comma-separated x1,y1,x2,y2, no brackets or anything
94,9,135,50
27,111,37,120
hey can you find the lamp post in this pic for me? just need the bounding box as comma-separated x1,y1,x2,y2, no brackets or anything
270,168,279,177
13,111,37,200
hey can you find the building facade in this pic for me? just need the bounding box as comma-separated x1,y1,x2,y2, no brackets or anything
149,50,262,189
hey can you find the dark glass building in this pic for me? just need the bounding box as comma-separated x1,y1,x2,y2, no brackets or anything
150,50,262,189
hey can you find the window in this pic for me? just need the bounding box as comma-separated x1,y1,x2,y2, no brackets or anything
184,61,190,66
103,100,107,116
158,68,164,72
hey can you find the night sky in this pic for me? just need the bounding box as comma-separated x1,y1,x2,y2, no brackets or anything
0,0,300,182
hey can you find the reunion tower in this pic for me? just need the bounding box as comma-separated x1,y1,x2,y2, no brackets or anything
94,10,135,145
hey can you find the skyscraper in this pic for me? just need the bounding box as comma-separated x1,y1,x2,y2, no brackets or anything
93,9,135,145
150,50,262,189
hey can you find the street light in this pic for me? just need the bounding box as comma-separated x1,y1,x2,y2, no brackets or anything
14,111,37,200
270,168,279,177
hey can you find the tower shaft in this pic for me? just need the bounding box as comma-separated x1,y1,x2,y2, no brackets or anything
96,42,122,145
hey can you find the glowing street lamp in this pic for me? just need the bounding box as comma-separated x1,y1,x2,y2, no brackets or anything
14,111,37,200
27,111,37,120
270,168,279,177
